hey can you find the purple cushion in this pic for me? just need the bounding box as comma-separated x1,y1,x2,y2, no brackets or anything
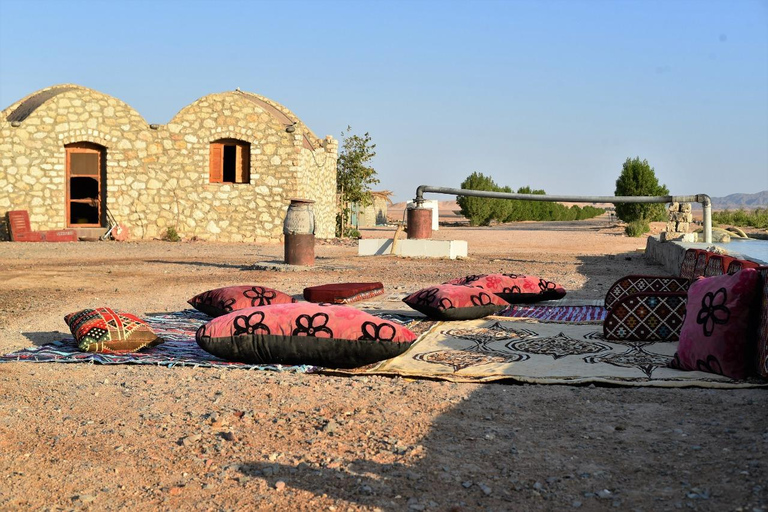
671,269,760,379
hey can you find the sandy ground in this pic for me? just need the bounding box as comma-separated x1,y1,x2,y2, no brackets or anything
0,216,766,511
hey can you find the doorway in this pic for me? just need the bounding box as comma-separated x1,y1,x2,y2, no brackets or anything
66,142,106,227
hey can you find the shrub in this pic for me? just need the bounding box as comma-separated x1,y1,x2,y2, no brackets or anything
624,220,650,237
163,227,181,242
615,157,669,223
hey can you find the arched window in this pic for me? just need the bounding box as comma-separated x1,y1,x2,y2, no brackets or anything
210,139,250,184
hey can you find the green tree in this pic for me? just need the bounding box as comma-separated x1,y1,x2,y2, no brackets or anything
614,157,669,223
336,126,379,236
457,172,499,226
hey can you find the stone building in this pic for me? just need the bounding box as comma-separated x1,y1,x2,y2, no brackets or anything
353,190,393,228
0,84,337,242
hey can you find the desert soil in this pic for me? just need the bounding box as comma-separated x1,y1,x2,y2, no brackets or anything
0,216,765,512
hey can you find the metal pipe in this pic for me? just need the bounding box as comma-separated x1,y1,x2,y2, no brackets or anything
414,186,712,243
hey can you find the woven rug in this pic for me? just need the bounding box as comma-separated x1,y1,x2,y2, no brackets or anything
338,318,768,388
0,310,317,372
498,305,608,323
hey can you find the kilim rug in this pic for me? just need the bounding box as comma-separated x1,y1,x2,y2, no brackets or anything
334,318,768,388
497,305,608,323
0,310,317,372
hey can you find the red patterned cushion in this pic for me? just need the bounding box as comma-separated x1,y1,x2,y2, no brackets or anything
403,284,509,320
444,273,566,303
188,285,297,317
196,303,416,368
671,269,760,379
756,267,768,378
304,282,384,304
64,308,163,353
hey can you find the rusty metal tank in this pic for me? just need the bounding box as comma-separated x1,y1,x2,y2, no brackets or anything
406,205,433,239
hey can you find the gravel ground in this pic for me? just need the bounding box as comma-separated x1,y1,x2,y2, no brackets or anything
0,218,766,511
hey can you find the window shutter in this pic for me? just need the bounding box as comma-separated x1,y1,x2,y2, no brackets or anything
237,144,250,183
209,143,223,183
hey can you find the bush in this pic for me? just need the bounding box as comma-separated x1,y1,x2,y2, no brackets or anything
614,157,669,223
163,227,181,242
457,172,500,226
624,220,650,237
713,208,768,229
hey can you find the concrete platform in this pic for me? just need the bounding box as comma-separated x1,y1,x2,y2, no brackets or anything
358,238,467,259
645,235,767,276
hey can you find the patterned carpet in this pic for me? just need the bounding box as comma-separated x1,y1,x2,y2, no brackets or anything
0,310,316,372
346,318,768,388
497,305,607,323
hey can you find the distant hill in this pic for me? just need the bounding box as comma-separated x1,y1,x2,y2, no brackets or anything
710,191,768,210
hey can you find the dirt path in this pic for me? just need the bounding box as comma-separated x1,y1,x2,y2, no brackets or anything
0,219,765,511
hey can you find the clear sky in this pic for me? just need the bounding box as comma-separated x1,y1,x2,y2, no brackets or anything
1,0,766,203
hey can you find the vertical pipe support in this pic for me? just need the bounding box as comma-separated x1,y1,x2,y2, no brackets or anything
699,194,712,244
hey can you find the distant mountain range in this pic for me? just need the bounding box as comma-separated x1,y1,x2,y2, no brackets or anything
709,191,768,210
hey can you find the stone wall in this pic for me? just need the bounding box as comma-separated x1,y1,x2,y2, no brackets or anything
661,202,695,243
0,84,338,241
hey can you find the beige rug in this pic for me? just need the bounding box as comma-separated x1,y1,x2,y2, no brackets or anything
336,317,767,388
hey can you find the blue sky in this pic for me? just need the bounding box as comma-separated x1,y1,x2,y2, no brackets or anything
1,0,766,203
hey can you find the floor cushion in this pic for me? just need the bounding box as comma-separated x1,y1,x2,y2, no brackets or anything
670,269,760,379
64,307,164,353
304,282,384,304
402,284,509,320
188,285,297,317
444,273,566,303
756,267,768,378
196,303,417,368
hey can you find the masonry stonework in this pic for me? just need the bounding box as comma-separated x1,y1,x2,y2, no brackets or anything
0,84,338,242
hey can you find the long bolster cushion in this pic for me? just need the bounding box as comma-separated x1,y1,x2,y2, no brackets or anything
196,302,417,368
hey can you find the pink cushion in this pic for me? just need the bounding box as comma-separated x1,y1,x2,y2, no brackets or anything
196,303,416,368
444,273,566,303
188,285,297,317
671,269,760,379
756,267,768,378
403,284,509,320
304,282,384,303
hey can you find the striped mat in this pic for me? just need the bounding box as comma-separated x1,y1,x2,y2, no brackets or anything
498,305,608,323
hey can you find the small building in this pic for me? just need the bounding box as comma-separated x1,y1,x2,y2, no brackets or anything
0,84,337,242
352,191,393,228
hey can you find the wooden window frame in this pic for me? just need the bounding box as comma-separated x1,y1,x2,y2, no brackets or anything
209,139,250,184
65,142,106,228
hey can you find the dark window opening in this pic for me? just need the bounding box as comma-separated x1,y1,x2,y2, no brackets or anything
70,177,99,200
70,201,99,225
209,139,250,184
223,145,237,183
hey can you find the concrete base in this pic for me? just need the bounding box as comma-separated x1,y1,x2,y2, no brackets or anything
359,238,467,259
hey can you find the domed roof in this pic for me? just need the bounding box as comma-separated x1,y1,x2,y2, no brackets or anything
3,83,148,126
171,90,319,150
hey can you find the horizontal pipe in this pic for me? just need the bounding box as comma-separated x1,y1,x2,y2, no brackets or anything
413,185,712,243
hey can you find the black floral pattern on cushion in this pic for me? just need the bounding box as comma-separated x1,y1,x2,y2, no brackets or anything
414,288,439,306
696,287,730,337
438,298,455,310
293,313,333,338
471,292,494,306
538,279,558,294
696,354,724,376
503,273,521,279
233,311,271,336
219,298,236,313
358,321,396,342
503,285,522,295
244,286,278,307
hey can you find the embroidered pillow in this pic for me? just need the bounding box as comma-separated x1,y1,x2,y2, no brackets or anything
670,269,760,380
64,308,164,353
402,284,509,320
196,303,417,368
304,282,385,304
188,285,297,317
444,273,566,303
